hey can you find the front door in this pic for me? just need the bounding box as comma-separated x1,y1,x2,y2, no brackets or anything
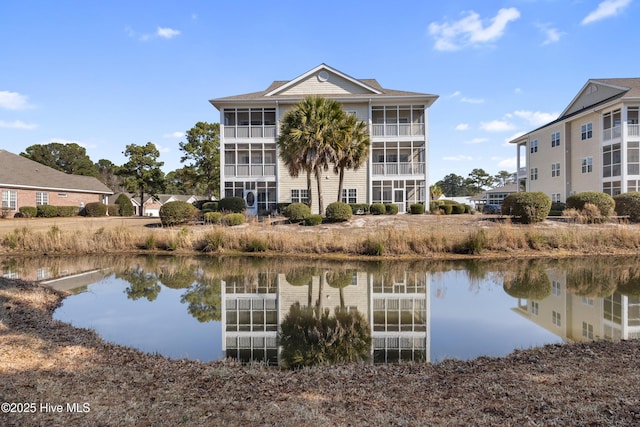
394,189,405,213
244,190,257,215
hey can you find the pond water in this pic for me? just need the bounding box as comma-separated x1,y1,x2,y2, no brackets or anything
3,255,639,366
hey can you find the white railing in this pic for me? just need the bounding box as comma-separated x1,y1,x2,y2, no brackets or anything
371,123,425,137
629,124,640,138
372,162,425,175
224,125,276,139
224,164,276,177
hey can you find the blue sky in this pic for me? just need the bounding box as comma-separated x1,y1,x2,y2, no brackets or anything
1,0,637,184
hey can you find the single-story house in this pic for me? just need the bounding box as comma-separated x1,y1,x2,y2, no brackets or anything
0,149,113,217
107,193,203,217
471,184,518,209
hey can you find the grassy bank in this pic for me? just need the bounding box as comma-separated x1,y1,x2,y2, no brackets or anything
1,215,640,259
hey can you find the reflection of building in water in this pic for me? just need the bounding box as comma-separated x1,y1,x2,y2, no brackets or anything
221,267,430,365
511,268,640,342
371,270,430,363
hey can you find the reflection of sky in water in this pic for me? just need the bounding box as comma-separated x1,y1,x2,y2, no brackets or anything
53,276,222,362
52,266,568,364
429,271,563,362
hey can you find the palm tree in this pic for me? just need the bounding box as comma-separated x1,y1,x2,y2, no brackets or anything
334,114,370,202
278,96,345,214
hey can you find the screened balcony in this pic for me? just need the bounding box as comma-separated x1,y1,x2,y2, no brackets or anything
603,107,640,141
224,143,276,177
371,105,425,137
223,108,277,139
371,141,425,176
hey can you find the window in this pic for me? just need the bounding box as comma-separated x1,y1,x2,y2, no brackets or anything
531,301,539,315
581,157,593,173
581,122,593,140
341,188,357,204
582,322,594,339
552,311,562,327
291,189,309,204
1,190,17,210
551,163,560,177
582,297,594,306
551,132,560,148
628,141,640,175
530,139,538,153
36,192,49,206
603,143,621,177
552,193,561,203
552,280,561,296
603,181,621,196
530,167,538,180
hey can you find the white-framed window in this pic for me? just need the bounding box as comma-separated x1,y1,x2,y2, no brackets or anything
551,163,560,177
291,189,309,204
581,122,593,140
582,322,594,339
36,192,49,206
531,301,539,315
551,132,560,148
530,167,538,180
628,141,640,175
530,139,538,154
581,157,593,173
341,188,357,204
552,311,562,327
1,190,17,210
603,181,621,196
603,143,621,177
582,297,594,306
552,280,561,296
552,193,561,203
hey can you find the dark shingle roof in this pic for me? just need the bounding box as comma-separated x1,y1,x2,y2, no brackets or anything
0,149,113,194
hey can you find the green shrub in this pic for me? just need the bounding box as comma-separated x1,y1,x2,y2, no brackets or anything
203,211,223,224
385,204,399,215
326,202,352,222
439,204,453,215
57,206,78,217
304,214,323,226
247,237,268,252
429,200,443,213
36,205,59,218
218,197,246,213
349,203,370,215
223,213,245,226
18,206,36,218
370,203,386,215
409,203,425,214
283,202,311,222
361,237,384,256
463,204,472,214
451,204,465,214
160,201,199,226
115,194,135,216
106,204,119,216
566,192,615,218
201,201,218,213
83,202,107,217
614,192,640,222
502,192,551,224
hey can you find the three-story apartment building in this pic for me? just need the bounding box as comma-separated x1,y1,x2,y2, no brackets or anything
209,64,438,214
510,78,640,200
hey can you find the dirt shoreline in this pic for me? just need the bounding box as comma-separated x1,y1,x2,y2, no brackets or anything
2,276,640,426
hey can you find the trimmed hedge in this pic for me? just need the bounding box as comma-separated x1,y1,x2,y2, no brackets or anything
370,203,386,215
566,192,615,218
349,203,370,215
385,204,399,215
429,200,442,213
36,205,59,218
439,204,453,215
83,202,107,217
159,201,199,226
451,204,465,214
223,213,245,226
203,211,223,224
304,214,323,226
218,197,246,213
115,194,135,216
283,202,311,222
614,192,640,222
19,206,37,218
326,202,352,222
201,201,218,213
501,192,551,224
409,203,425,214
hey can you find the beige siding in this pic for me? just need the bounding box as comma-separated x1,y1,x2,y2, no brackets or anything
564,83,624,116
277,72,374,96
568,111,601,194
527,125,565,198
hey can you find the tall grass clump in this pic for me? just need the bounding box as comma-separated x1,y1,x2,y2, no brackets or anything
566,192,615,219
462,229,487,254
200,230,225,252
361,236,385,256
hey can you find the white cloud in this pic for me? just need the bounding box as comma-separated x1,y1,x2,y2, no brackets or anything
0,91,33,110
443,155,473,161
163,131,184,138
582,0,631,25
157,27,181,39
536,23,564,45
480,120,516,132
465,137,489,144
0,119,37,130
513,110,558,126
429,8,521,51
514,88,522,94
461,97,485,104
455,123,469,131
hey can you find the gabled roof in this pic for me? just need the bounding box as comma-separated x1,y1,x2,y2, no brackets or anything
209,63,438,109
0,150,112,194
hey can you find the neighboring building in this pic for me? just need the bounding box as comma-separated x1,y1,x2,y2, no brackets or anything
471,183,518,209
209,64,438,215
510,78,640,201
0,149,112,217
106,193,202,217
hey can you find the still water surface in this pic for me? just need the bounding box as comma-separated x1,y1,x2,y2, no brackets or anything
3,255,638,365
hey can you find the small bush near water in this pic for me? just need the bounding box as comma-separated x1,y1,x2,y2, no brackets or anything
566,192,615,219
218,197,246,213
370,203,386,215
502,192,551,224
223,213,245,226
304,214,323,226
160,201,199,226
283,203,311,222
410,203,425,214
326,202,352,222
614,192,640,222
